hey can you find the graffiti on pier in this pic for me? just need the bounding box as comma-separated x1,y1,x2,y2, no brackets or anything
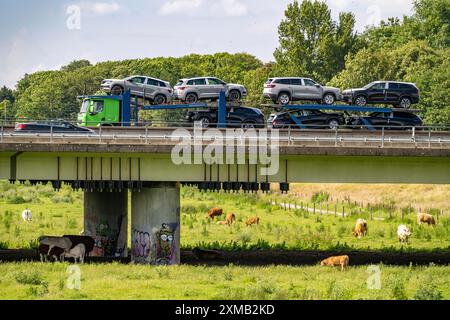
153,223,178,265
132,229,151,259
91,222,118,257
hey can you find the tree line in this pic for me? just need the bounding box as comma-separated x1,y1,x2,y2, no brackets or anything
1,0,448,125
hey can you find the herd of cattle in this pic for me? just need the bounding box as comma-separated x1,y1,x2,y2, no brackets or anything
38,235,94,264
21,208,439,267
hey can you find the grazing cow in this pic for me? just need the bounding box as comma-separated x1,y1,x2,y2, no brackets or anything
320,255,349,271
225,213,236,226
417,213,436,226
352,219,368,238
38,244,65,262
38,236,72,256
207,208,223,219
397,225,412,244
192,247,223,260
63,243,86,264
22,209,32,222
63,235,95,257
245,216,260,226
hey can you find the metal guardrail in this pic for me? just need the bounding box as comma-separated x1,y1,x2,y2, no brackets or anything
1,122,450,149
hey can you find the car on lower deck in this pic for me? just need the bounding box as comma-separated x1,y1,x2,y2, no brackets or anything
15,120,95,133
346,111,423,130
267,109,346,129
186,106,265,128
342,81,420,109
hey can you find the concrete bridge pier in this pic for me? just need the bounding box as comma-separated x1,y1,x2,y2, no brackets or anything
83,191,128,258
131,182,181,265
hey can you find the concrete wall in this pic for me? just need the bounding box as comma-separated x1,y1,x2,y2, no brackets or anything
84,191,128,257
131,183,180,265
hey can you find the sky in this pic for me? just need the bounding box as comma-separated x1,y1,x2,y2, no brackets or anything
0,0,415,88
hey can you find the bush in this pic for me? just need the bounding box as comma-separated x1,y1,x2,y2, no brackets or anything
311,191,330,203
390,278,408,300
413,284,443,300
15,272,47,286
6,195,28,204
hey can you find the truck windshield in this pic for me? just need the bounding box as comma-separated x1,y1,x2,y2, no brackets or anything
80,100,90,114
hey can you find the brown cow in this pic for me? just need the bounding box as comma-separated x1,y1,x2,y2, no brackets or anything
320,255,349,271
207,208,223,219
245,216,260,226
417,213,436,226
225,213,236,226
352,219,368,238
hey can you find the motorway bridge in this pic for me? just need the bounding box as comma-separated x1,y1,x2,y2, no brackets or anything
1,127,449,265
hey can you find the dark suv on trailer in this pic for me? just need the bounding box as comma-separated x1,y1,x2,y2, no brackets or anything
347,111,423,130
268,109,346,130
342,81,420,108
186,107,265,128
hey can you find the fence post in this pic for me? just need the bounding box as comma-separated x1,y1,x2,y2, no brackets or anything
334,203,337,217
342,205,345,218
382,127,385,148
327,203,329,215
99,125,102,143
50,123,53,143
0,123,3,143
313,202,316,214
370,207,373,221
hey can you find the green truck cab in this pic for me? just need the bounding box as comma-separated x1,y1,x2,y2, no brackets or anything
77,97,121,126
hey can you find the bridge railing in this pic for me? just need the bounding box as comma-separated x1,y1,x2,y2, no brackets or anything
1,121,450,149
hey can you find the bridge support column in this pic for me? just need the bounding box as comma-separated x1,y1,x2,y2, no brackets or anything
131,182,181,265
83,191,128,258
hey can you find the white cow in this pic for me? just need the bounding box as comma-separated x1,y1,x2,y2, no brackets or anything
63,243,86,264
22,209,32,222
397,225,412,244
39,236,72,256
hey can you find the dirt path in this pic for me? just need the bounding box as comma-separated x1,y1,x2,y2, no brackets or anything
1,249,449,266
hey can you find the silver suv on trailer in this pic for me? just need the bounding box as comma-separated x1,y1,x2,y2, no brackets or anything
174,77,247,103
263,77,342,105
101,75,173,104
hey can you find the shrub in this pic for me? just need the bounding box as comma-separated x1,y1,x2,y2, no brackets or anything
6,195,28,204
413,284,443,300
15,272,46,286
311,191,330,203
390,278,408,300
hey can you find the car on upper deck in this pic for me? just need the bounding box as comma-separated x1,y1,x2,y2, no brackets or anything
342,81,420,109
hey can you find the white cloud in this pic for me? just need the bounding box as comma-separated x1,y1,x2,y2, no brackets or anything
158,0,248,17
79,2,121,16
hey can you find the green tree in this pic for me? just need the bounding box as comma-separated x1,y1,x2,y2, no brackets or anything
61,60,92,72
274,0,358,83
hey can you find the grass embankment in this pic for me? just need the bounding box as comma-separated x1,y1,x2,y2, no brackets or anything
0,263,448,300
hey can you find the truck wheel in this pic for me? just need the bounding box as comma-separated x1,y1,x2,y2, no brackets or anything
278,93,291,105
153,94,166,105
328,119,340,130
399,97,412,109
228,90,241,103
197,117,211,128
185,93,198,104
354,95,367,106
323,93,335,105
111,86,124,96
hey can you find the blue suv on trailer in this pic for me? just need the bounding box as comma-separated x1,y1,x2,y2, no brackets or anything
342,81,420,109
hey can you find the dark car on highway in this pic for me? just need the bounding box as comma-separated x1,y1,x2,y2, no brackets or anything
346,111,423,130
15,120,95,133
342,81,420,109
268,109,345,129
186,107,265,128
